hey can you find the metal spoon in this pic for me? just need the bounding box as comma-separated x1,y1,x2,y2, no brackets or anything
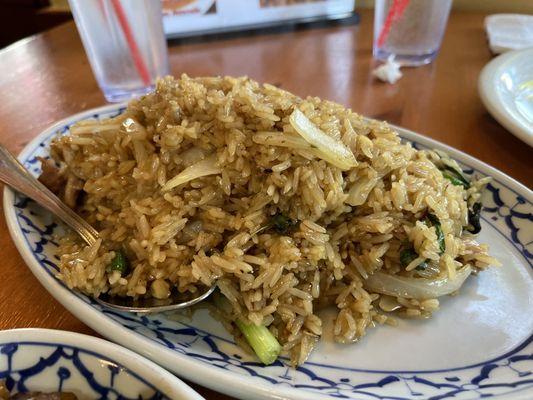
0,144,215,313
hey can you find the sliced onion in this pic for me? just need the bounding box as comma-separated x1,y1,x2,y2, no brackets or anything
181,147,207,167
363,266,472,299
289,109,357,170
69,123,122,134
162,155,221,191
253,131,311,150
122,117,148,140
346,175,379,206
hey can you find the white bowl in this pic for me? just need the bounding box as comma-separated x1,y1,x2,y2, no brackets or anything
0,328,204,400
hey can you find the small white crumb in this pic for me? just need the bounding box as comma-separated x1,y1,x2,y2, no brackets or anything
372,55,403,84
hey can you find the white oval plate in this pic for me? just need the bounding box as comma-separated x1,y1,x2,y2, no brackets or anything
0,328,204,399
479,48,533,147
4,104,533,400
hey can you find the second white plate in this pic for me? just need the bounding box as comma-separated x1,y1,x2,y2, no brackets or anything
479,48,533,147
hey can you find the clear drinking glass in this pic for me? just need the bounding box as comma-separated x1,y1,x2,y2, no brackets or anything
69,0,169,102
373,0,452,66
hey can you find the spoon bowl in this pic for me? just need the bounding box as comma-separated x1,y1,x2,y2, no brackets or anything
95,285,216,314
0,144,215,313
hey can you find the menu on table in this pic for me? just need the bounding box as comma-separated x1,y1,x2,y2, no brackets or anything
162,0,356,38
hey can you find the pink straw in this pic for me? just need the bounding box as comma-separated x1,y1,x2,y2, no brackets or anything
376,0,411,48
110,0,152,86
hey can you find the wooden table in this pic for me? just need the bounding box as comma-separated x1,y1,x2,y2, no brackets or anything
0,9,531,399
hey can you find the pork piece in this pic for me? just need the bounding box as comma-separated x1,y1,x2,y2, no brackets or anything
0,380,78,400
9,392,78,400
37,157,83,208
37,157,65,195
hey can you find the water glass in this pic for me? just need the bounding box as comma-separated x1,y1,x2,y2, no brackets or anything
69,0,170,102
373,0,453,66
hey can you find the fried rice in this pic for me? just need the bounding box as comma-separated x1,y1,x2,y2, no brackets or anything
45,75,498,365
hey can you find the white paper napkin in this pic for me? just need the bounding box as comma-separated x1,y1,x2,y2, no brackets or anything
372,56,403,84
485,14,533,54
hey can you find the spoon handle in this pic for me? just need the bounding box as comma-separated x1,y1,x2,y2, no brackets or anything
0,145,99,246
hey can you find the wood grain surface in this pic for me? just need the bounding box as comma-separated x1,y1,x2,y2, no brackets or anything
0,10,531,399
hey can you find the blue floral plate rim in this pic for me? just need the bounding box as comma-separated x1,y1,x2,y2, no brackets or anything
3,103,532,400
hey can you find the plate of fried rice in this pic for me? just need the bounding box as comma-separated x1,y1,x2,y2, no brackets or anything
4,75,533,400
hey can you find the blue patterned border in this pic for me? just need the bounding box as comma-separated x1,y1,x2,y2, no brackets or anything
0,340,164,399
6,106,533,400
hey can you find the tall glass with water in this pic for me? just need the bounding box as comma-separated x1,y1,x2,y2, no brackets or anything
373,0,453,66
69,0,169,102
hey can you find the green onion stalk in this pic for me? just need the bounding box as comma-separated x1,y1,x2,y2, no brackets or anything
236,319,282,365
